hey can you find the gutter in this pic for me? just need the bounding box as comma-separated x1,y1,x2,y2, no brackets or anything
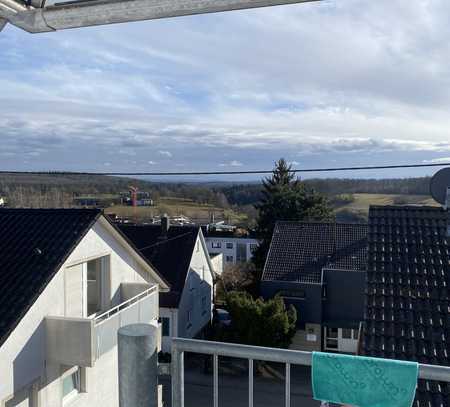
0,0,320,33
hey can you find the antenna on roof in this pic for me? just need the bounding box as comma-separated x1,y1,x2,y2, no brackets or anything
430,167,450,210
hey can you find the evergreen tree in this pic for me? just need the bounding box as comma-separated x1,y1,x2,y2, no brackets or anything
253,158,332,271
225,291,297,348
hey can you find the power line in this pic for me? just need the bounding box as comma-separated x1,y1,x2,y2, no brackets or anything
0,162,449,176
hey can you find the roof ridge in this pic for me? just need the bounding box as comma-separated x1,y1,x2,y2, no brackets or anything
138,230,195,252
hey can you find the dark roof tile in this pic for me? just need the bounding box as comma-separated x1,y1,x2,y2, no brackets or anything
118,224,199,308
362,205,450,406
0,208,102,346
262,221,368,283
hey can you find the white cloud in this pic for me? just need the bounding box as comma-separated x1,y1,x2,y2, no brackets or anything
158,150,173,158
147,160,157,165
219,160,244,167
423,157,450,164
3,1,450,174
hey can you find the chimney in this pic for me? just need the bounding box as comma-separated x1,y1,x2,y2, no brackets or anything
161,215,170,238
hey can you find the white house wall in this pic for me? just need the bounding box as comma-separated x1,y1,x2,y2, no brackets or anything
177,234,214,340
205,237,258,265
0,219,160,407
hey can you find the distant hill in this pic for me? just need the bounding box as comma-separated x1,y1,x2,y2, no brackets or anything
0,173,434,212
218,177,432,206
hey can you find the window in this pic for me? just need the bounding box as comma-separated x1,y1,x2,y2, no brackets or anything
342,328,352,339
327,327,338,338
161,317,170,337
212,242,222,249
326,338,338,349
250,244,258,253
325,327,338,350
86,256,110,317
226,255,234,263
353,329,359,340
226,242,233,249
62,368,81,404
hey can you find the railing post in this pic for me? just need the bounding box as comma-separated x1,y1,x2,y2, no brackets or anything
118,323,159,407
172,341,184,407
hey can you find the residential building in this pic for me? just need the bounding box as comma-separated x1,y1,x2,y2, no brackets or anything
361,205,450,406
0,208,168,407
119,218,215,353
209,253,224,276
203,227,259,265
261,221,368,353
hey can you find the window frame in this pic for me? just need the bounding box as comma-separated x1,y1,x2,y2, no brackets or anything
226,242,234,249
62,366,84,405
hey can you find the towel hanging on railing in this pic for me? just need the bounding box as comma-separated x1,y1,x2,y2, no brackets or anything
312,352,418,407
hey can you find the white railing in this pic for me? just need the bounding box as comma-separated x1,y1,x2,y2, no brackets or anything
94,285,159,358
94,285,158,325
171,338,450,407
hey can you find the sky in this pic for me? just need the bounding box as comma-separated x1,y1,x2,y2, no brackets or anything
2,0,450,181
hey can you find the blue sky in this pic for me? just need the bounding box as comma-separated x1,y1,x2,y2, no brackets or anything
2,0,450,180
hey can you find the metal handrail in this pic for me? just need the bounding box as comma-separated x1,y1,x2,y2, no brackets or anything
94,285,158,325
171,338,450,407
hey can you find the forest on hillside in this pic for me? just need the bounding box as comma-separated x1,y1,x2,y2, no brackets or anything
0,173,432,210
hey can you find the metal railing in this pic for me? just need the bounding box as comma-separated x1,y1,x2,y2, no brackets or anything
171,338,450,407
94,285,158,325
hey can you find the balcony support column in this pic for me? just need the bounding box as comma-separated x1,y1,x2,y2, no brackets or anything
118,322,159,407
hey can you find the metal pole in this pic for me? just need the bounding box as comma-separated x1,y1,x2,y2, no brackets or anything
248,359,254,407
171,341,185,407
118,323,159,407
213,354,219,407
285,363,290,407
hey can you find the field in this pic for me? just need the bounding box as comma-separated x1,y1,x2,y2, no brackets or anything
334,193,438,220
104,197,247,224
104,193,439,225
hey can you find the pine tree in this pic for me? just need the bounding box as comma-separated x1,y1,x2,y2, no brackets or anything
253,158,332,272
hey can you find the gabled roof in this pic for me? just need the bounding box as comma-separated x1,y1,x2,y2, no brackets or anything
262,221,368,283
362,205,450,407
0,208,102,347
118,224,200,308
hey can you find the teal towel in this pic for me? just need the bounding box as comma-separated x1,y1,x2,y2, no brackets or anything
312,352,418,407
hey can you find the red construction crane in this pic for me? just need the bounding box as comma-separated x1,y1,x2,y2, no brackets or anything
129,186,138,207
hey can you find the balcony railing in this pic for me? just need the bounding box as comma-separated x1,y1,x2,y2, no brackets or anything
46,284,158,367
94,285,159,357
170,338,450,407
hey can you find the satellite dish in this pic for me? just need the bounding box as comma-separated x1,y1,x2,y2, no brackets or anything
430,167,450,206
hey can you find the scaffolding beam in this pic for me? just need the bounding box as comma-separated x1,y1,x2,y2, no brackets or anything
0,0,320,33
